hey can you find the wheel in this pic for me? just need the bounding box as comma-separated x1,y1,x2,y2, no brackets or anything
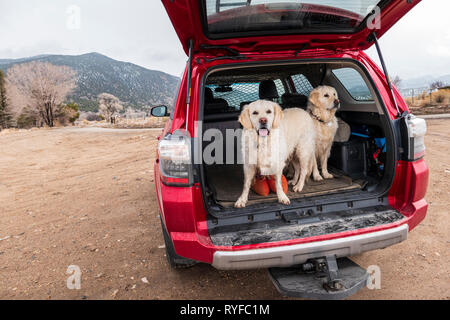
160,217,198,269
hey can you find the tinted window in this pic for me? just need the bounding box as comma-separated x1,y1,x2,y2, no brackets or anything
206,80,285,111
291,74,314,96
204,0,382,37
332,68,373,101
274,79,286,97
207,83,259,110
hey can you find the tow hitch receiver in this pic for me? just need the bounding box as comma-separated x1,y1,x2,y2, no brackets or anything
268,256,369,300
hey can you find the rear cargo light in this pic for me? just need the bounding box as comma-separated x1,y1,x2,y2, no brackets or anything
158,131,193,186
403,114,427,161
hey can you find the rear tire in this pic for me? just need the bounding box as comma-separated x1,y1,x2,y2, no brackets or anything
160,217,198,269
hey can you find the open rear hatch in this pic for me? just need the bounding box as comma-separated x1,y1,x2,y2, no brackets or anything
162,0,421,55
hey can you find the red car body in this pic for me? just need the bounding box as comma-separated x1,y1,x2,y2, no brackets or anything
155,0,428,266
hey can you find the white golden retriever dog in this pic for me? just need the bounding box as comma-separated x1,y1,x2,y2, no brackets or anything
235,100,316,208
307,85,340,180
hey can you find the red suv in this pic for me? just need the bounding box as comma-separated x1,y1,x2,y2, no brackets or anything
152,0,428,299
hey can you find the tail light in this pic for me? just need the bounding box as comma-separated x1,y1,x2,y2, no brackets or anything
402,114,427,161
158,131,193,186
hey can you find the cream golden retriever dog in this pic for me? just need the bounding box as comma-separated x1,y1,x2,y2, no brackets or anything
307,85,340,180
235,100,316,208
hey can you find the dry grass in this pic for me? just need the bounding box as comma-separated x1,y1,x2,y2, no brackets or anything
75,116,169,129
112,116,168,129
405,89,450,115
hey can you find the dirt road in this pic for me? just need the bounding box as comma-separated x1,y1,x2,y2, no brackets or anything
0,122,448,300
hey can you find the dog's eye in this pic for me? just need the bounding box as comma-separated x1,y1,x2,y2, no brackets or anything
252,111,259,115
266,110,272,114
324,94,330,98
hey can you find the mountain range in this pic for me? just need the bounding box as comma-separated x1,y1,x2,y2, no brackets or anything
0,53,180,112
399,74,450,89
1,52,447,112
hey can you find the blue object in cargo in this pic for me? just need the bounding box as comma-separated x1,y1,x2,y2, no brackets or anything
351,132,386,153
374,138,387,152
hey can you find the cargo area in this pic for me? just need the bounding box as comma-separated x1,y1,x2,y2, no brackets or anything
205,164,366,208
200,61,396,223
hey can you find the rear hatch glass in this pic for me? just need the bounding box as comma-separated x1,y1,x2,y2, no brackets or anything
204,0,382,38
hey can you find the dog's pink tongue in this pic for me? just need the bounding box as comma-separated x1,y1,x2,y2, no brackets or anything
258,129,269,137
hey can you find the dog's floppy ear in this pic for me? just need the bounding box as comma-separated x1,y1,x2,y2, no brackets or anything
308,89,321,109
239,105,253,129
272,103,284,129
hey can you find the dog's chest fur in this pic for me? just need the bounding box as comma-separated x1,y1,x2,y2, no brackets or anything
314,117,338,152
242,128,287,175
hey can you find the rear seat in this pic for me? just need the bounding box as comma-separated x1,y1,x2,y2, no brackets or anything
204,87,230,115
281,93,308,110
240,80,280,111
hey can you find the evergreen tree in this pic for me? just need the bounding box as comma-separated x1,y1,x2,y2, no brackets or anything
0,69,12,129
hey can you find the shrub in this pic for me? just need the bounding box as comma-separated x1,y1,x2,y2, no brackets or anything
433,89,450,104
84,112,103,122
16,113,36,129
57,103,80,125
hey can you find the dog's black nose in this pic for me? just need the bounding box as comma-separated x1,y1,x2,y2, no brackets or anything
259,118,268,125
334,99,340,108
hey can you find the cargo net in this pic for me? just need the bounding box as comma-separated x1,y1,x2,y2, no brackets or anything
291,74,314,97
206,80,285,111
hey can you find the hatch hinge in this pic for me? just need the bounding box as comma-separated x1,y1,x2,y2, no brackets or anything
197,44,247,63
368,32,402,118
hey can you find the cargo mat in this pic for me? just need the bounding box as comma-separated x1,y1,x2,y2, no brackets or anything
205,164,365,207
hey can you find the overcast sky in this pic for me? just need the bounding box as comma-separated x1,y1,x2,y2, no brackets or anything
0,0,449,80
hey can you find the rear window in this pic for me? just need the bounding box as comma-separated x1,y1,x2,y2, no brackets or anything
207,83,259,110
203,0,383,38
291,74,314,96
332,68,373,101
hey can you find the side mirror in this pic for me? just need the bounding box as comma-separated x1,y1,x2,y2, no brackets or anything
151,105,169,117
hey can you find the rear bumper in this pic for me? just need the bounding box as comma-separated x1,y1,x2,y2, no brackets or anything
212,224,408,270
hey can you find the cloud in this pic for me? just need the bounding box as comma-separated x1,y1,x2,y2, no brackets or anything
427,45,450,58
0,0,186,76
366,0,450,79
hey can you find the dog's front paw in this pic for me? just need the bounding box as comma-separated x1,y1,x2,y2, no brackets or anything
312,173,323,182
322,172,334,179
234,197,248,208
278,194,290,205
293,182,305,193
288,179,297,186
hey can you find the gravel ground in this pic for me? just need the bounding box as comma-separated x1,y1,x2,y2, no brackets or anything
0,120,448,300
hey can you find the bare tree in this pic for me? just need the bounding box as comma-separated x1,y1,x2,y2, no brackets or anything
98,93,123,123
5,61,76,127
430,80,445,90
392,75,402,88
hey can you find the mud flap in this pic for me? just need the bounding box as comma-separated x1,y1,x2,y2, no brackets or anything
268,256,369,300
